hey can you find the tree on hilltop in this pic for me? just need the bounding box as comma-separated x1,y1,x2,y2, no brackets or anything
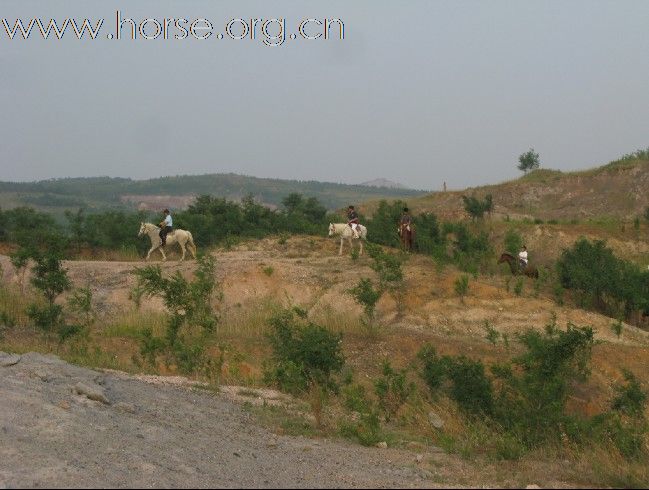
518,148,541,174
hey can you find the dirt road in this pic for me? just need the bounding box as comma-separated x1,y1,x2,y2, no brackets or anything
0,351,437,489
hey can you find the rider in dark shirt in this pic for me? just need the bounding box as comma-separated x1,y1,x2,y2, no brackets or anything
400,207,412,228
347,205,360,238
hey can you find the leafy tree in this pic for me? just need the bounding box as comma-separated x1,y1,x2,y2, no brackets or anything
24,242,72,333
462,194,493,220
557,238,649,318
365,200,405,248
504,228,524,255
132,254,220,373
64,208,86,253
347,278,381,329
518,148,540,173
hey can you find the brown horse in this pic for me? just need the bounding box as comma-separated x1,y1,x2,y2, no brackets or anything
498,252,539,279
399,223,415,252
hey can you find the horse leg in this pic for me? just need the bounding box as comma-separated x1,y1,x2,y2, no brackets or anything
359,238,363,255
159,246,167,261
146,246,156,261
339,237,343,255
179,242,186,261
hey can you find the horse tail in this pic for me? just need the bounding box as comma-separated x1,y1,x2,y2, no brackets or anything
187,231,197,255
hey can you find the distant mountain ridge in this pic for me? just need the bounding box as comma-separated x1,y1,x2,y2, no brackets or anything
0,172,427,214
359,178,408,189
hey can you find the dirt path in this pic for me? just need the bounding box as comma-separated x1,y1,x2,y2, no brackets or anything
0,351,442,489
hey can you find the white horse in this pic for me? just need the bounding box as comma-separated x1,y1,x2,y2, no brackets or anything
138,222,197,261
328,223,367,256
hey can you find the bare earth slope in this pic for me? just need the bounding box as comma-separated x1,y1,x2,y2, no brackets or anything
362,159,649,221
0,351,432,489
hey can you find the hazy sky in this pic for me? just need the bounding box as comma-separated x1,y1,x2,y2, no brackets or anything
1,0,648,190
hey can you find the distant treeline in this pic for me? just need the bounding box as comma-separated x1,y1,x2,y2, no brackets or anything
0,174,427,211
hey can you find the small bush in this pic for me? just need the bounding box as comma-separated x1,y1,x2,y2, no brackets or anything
445,356,494,415
27,303,64,331
0,310,16,328
513,278,524,296
347,278,381,330
418,344,493,415
611,319,623,338
262,266,274,277
340,409,385,447
484,321,500,345
265,307,344,395
454,275,469,302
374,361,415,421
418,344,446,393
504,229,523,256
612,370,647,417
67,287,94,327
132,254,220,374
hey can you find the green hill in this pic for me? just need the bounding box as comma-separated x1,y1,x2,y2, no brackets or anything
0,173,427,214
361,154,649,221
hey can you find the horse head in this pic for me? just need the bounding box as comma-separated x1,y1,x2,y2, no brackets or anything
328,223,335,236
497,252,513,264
138,222,147,237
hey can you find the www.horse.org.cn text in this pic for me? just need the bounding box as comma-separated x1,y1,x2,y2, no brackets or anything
1,12,345,46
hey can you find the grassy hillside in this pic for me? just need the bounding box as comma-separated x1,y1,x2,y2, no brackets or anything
361,156,649,221
0,173,427,214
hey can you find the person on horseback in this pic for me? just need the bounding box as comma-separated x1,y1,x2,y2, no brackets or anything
347,205,360,239
159,208,173,247
400,207,412,232
518,245,528,270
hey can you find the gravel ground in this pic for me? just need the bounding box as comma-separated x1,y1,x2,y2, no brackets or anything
0,352,436,489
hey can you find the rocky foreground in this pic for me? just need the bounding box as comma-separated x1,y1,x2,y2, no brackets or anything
0,352,437,489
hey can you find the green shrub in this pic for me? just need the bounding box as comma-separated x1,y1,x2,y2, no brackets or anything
27,303,64,331
417,344,446,393
342,383,370,412
418,344,493,416
484,321,500,345
504,229,523,256
67,287,94,327
557,238,649,319
340,409,385,447
492,321,594,447
612,370,647,417
611,319,623,338
454,275,469,302
347,278,381,329
265,307,344,395
132,254,220,374
374,361,415,421
462,194,493,220
445,356,494,415
513,278,524,296
0,310,16,328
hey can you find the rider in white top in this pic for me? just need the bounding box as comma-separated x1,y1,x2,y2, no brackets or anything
159,209,173,246
518,245,528,269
